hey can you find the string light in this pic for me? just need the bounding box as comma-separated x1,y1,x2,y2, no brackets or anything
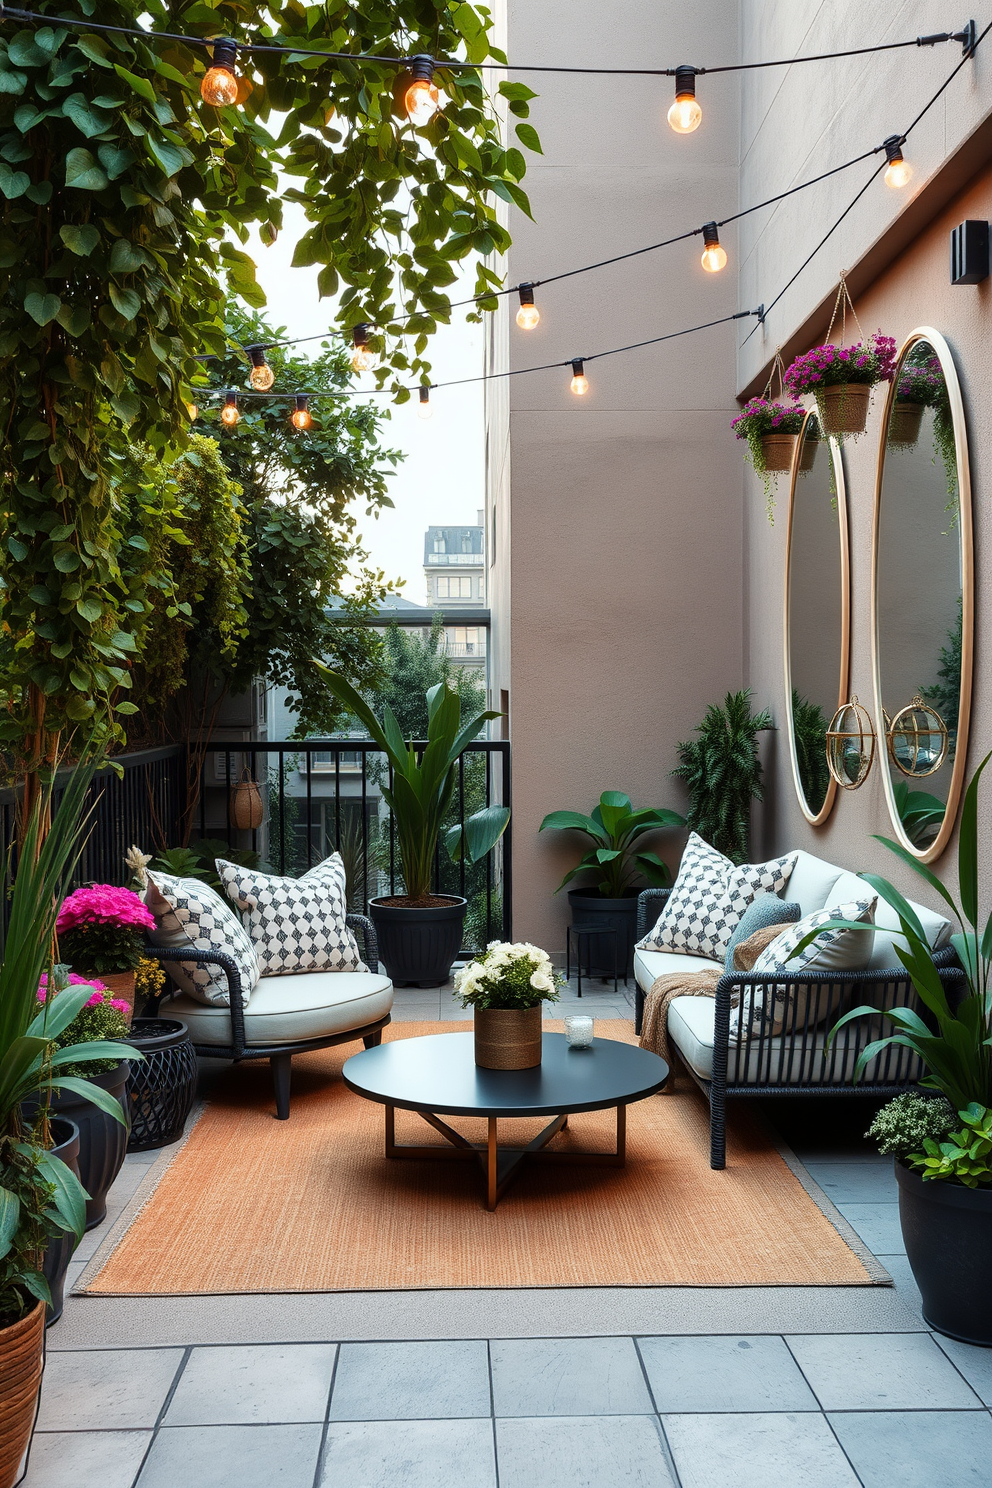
405,55,440,125
700,221,728,273
417,385,432,419
247,345,275,391
200,38,240,107
569,358,589,396
883,134,912,188
668,66,702,133
515,284,540,330
350,323,378,373
220,390,239,426
291,394,312,430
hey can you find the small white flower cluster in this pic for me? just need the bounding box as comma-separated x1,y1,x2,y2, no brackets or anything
454,940,557,1001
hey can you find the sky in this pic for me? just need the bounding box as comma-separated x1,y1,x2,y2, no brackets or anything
247,206,485,606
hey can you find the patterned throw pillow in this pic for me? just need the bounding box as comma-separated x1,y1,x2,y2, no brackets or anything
637,833,798,961
730,896,878,1039
216,852,368,977
145,870,259,1008
723,895,801,973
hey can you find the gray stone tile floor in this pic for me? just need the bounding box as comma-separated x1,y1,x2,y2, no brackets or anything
25,977,992,1487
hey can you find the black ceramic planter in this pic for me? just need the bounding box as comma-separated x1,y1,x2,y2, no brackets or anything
895,1159,992,1345
125,1019,198,1152
369,896,467,987
567,889,639,979
41,1117,80,1326
47,1061,131,1230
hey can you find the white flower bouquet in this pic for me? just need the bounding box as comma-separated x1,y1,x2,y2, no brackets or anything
455,941,561,1010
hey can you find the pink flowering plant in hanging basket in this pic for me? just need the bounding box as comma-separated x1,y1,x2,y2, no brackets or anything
731,397,806,522
56,884,156,976
784,331,898,396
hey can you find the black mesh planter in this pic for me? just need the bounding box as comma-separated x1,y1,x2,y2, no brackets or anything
125,1019,198,1152
42,1116,80,1326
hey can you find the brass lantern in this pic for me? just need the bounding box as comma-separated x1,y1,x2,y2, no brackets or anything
825,696,876,790
887,695,949,777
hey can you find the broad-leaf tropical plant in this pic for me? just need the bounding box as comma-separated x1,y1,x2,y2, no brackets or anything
0,756,141,1321
807,751,992,1117
315,666,507,904
539,792,685,897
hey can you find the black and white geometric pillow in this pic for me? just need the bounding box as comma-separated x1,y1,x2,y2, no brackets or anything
145,870,259,1008
636,832,798,960
216,852,368,977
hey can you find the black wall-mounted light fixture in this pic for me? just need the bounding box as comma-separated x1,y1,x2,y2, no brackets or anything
950,220,989,284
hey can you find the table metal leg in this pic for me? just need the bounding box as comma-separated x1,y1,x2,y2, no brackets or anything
487,1117,498,1211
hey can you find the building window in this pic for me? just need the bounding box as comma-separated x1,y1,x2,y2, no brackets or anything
437,576,472,599
433,537,446,552
461,535,473,553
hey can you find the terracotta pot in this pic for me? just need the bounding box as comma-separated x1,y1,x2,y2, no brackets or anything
815,382,871,435
72,969,136,1023
474,1006,542,1070
759,432,798,472
0,1301,45,1488
887,399,925,448
230,768,264,830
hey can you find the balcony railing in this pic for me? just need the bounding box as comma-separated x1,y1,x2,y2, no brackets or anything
443,641,487,657
425,553,484,564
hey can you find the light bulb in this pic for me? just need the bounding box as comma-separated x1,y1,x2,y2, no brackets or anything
668,66,701,134
291,396,312,431
417,386,432,419
200,39,239,107
883,137,912,189
248,349,274,391
700,221,727,273
221,391,239,426
404,56,439,126
516,284,540,330
569,358,589,396
350,323,378,373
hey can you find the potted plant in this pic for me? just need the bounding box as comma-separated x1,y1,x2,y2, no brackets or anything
731,397,808,521
540,793,684,979
315,667,509,986
784,330,897,437
56,883,156,1018
672,690,771,865
455,942,560,1069
0,765,138,1482
812,752,992,1343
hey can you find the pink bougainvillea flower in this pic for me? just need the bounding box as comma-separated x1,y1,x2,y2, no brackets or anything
56,884,155,934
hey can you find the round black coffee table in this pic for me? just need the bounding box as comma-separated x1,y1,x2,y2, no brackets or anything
343,1031,668,1210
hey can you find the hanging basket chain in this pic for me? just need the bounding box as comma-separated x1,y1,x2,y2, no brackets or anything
761,347,788,401
824,270,865,347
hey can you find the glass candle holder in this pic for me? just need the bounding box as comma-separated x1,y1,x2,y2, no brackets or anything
564,1015,594,1048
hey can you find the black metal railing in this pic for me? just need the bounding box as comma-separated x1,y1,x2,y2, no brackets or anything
197,740,511,953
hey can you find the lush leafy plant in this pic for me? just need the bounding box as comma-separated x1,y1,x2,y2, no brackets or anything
819,753,992,1113
316,668,507,904
732,397,805,520
867,1091,956,1160
672,690,772,865
791,690,830,814
907,1103,992,1188
45,983,131,1079
56,883,154,974
893,780,946,851
919,600,962,744
539,792,683,898
455,942,559,1011
150,840,259,889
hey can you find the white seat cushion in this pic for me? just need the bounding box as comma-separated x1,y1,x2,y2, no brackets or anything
166,971,393,1046
634,947,723,993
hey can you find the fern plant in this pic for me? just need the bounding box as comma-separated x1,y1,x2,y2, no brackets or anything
672,690,772,864
791,690,830,813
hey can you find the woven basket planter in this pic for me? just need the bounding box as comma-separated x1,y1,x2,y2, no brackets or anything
0,1301,45,1488
815,383,871,436
474,1006,542,1070
759,432,798,473
230,768,264,830
125,1019,198,1152
887,399,925,448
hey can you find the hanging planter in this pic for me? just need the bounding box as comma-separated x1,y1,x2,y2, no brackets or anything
887,399,926,448
731,396,806,523
783,276,896,443
230,767,264,830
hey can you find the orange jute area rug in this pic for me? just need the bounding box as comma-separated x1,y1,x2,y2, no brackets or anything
84,1021,878,1295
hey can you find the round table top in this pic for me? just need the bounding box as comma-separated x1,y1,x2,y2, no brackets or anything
343,1032,669,1118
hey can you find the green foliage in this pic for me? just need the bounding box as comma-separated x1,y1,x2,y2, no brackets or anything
59,920,143,975
907,1103,992,1188
867,1091,957,1160
893,781,945,851
366,619,487,736
823,752,992,1112
51,994,130,1079
316,667,505,903
919,598,962,746
791,690,830,815
540,792,683,897
672,690,772,864
151,839,259,890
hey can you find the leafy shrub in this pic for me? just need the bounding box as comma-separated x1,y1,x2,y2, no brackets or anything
867,1091,956,1160
672,690,771,864
906,1103,992,1188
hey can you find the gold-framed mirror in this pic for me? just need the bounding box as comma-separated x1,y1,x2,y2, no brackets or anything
871,328,974,862
784,410,850,825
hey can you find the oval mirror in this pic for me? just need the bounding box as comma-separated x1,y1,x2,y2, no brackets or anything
872,329,974,862
784,411,850,825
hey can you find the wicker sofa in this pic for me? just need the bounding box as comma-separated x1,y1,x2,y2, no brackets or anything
634,851,961,1168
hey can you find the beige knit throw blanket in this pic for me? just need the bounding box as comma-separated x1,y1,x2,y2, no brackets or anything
638,922,794,1081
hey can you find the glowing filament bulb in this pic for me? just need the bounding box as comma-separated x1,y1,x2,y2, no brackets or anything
405,55,439,125
221,391,239,426
883,136,912,189
201,39,239,107
417,386,432,419
668,66,701,134
350,323,377,373
291,395,312,431
516,284,540,330
700,221,727,273
569,358,589,396
247,347,274,391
